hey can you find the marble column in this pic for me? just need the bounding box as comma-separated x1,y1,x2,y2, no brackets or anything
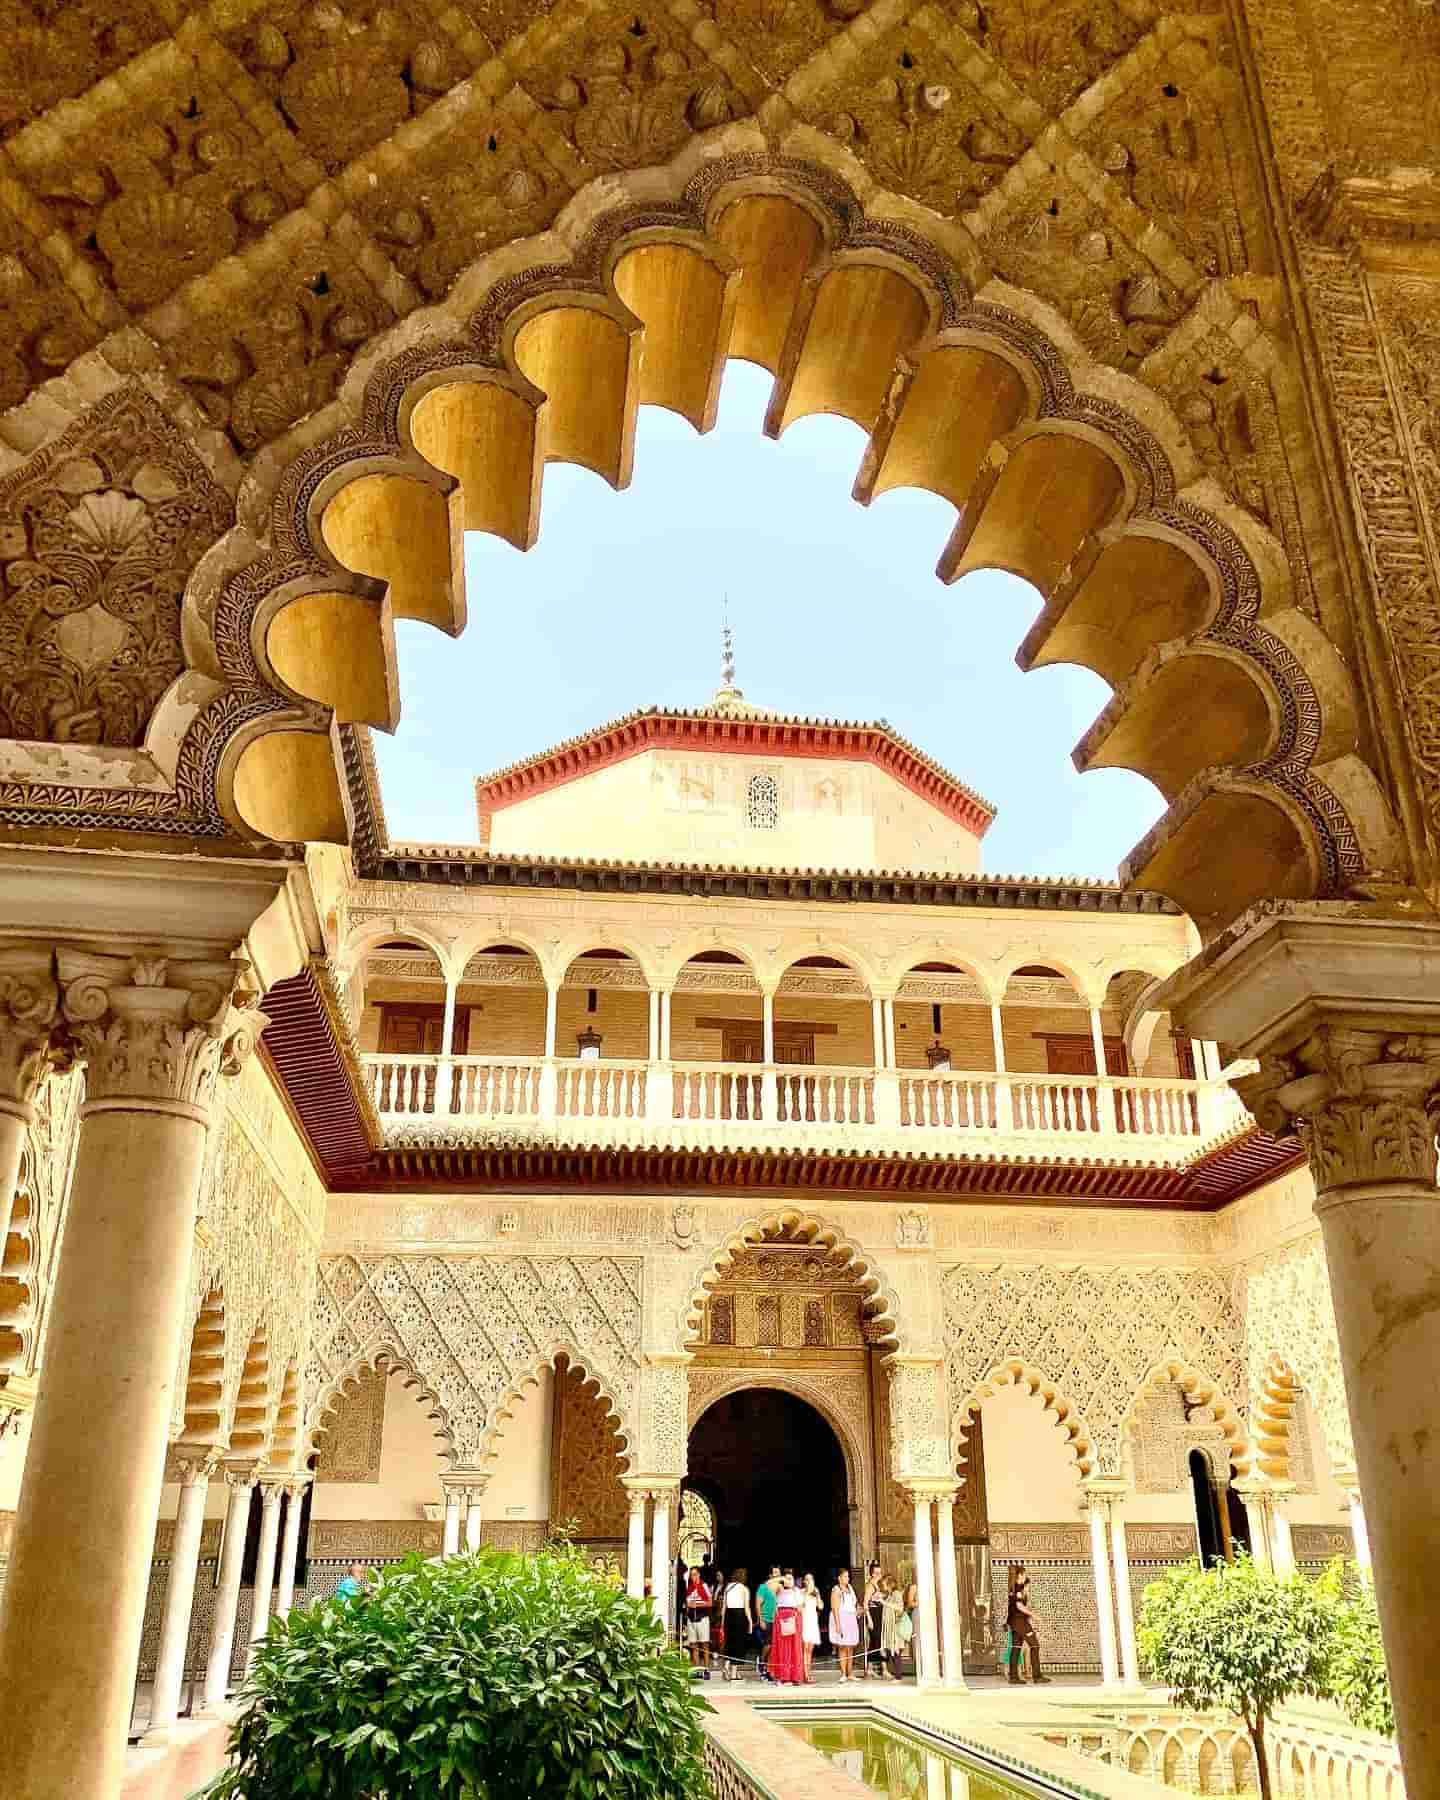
443,1484,463,1556
0,947,257,1800
203,1470,256,1709
1110,1505,1141,1687
989,1000,1012,1129
908,1490,941,1688
882,998,897,1069
650,1484,676,1631
1083,1488,1121,1688
274,1476,310,1619
247,1479,285,1672
934,1489,966,1688
872,998,886,1068
1161,908,1440,1796
146,1450,222,1739
1267,1485,1296,1577
464,1479,487,1552
0,943,58,1251
1235,1480,1275,1572
624,1482,648,1599
1340,1476,1372,1573
659,991,672,1062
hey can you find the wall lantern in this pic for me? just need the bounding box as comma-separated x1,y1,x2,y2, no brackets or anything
577,1026,604,1061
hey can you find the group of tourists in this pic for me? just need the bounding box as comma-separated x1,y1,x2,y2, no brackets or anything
681,1562,917,1684
679,1559,1049,1684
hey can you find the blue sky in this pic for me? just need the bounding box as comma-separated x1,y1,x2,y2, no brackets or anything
372,361,1163,879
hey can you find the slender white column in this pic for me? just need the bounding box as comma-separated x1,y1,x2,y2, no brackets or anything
625,1484,648,1599
1085,1491,1120,1687
203,1472,255,1709
989,1001,1012,1129
650,1485,675,1630
762,991,776,1066
872,998,885,1068
909,1491,941,1688
1268,1489,1295,1577
440,979,457,1056
1087,1004,1108,1074
274,1478,309,1619
1110,1506,1141,1686
247,1480,284,1671
647,990,660,1062
147,1451,220,1738
659,991,672,1062
464,1481,486,1552
1343,1479,1372,1573
882,998,896,1069
1239,1488,1273,1571
544,983,560,1059
934,1491,966,1688
443,1486,463,1556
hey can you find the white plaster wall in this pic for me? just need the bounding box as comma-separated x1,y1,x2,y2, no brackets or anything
486,749,982,874
484,1370,553,1522
980,1385,1085,1522
312,1373,450,1521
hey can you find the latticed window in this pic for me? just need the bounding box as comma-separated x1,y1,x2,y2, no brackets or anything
746,772,780,828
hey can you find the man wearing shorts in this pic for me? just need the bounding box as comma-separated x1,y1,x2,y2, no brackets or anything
684,1567,713,1679
754,1565,781,1681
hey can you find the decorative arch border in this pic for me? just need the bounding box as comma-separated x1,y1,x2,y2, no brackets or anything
677,1206,904,1355
1120,1357,1253,1481
166,138,1393,927
951,1359,1099,1482
306,1341,459,1470
687,1367,873,1566
478,1343,635,1471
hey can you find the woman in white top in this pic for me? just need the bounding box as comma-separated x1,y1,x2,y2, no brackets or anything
799,1572,822,1684
721,1570,751,1681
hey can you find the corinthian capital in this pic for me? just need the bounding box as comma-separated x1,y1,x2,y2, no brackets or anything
1235,1027,1440,1190
58,948,264,1114
0,943,60,1113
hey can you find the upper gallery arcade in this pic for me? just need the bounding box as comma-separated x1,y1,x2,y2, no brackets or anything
4,0,1440,1793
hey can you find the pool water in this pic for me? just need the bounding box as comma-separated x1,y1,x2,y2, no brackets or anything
784,1716,1047,1799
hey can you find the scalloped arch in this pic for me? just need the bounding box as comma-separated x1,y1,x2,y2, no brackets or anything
196,144,1393,932
307,1342,458,1469
1121,1358,1252,1479
679,1207,903,1354
952,1360,1099,1481
478,1345,634,1472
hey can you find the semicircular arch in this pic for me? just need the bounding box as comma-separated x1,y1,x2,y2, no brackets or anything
342,919,456,983
689,1372,863,1509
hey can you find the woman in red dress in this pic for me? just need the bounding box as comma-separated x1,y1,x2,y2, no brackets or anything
769,1571,806,1685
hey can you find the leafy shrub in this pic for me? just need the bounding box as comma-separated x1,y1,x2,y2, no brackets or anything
1139,1555,1333,1800
204,1546,711,1800
1321,1567,1395,1738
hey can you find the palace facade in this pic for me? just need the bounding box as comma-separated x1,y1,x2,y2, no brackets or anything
1,683,1361,1735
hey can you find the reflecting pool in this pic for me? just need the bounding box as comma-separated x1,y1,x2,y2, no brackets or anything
783,1715,1052,1800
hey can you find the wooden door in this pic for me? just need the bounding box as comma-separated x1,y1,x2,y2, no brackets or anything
722,1028,816,1064
378,1005,468,1055
1041,1034,1128,1077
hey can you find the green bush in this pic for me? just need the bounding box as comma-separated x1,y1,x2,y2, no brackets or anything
1139,1556,1333,1800
203,1547,712,1800
1320,1566,1395,1738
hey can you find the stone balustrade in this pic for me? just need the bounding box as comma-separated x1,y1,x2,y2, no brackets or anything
363,1053,1244,1160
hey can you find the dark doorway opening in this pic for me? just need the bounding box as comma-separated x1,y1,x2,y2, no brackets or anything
1190,1448,1225,1566
687,1388,850,1592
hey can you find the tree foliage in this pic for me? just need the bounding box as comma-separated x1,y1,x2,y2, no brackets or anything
1321,1568,1395,1739
1139,1556,1333,1800
203,1547,711,1800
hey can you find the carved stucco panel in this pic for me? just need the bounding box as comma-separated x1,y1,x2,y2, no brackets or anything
307,1251,642,1463
943,1262,1247,1477
1238,1229,1354,1474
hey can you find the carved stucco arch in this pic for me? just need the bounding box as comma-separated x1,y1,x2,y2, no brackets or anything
678,1206,905,1355
162,137,1396,936
1119,1357,1253,1480
479,1344,635,1472
1240,1235,1355,1479
340,917,456,983
306,1341,459,1470
687,1369,872,1565
952,1359,1099,1482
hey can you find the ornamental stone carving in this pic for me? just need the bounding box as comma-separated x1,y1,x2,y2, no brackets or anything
1239,1233,1355,1475
944,1263,1246,1478
308,1253,642,1463
58,948,261,1112
887,1358,951,1481
1235,1028,1440,1192
0,944,60,1112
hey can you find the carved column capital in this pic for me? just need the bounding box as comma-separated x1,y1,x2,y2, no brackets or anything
0,943,60,1116
1235,1027,1440,1191
57,947,264,1118
172,1447,224,1487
